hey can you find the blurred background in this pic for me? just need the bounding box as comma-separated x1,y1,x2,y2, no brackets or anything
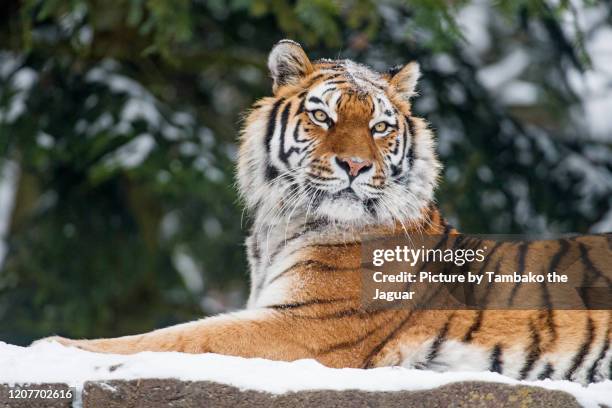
1,0,611,345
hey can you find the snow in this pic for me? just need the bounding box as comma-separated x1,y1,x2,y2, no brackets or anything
102,133,155,169
457,0,491,59
0,341,610,407
562,5,612,140
499,80,538,105
121,99,161,127
591,205,612,233
172,248,205,293
0,57,38,124
557,153,612,197
84,60,187,143
477,48,530,91
0,160,19,269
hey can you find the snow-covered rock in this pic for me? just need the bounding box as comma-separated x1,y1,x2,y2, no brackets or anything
0,341,610,407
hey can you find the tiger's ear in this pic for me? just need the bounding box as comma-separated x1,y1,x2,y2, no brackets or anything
388,62,420,100
268,40,314,94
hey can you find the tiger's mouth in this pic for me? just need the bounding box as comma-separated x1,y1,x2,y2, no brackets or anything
308,185,378,223
330,187,360,200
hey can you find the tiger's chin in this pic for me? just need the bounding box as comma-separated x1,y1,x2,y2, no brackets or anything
314,195,378,226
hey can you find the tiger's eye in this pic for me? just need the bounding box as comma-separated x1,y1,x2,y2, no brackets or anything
373,122,388,133
313,110,328,122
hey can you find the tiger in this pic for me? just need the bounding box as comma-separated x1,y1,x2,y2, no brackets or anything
39,40,612,385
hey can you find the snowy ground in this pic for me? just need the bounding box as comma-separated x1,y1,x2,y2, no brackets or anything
0,341,610,407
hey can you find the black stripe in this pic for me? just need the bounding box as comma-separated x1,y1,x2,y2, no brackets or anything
406,116,416,168
587,317,610,383
248,235,260,263
579,243,612,289
293,307,389,321
476,242,503,277
365,198,378,216
489,344,503,373
265,165,279,180
269,297,354,310
463,311,483,342
264,99,285,153
303,73,324,88
508,242,529,306
266,259,357,286
296,98,306,114
425,315,454,365
264,231,307,270
479,259,501,306
264,98,285,181
406,116,416,134
550,239,569,273
325,80,347,85
540,278,552,310
292,119,308,143
307,173,339,182
321,86,337,96
363,311,414,368
304,241,360,249
541,239,569,312
537,363,555,380
301,219,329,231
391,126,409,179
358,75,385,90
564,317,595,380
318,316,395,355
519,321,542,380
545,309,557,344
390,164,401,178
308,96,323,104
277,101,293,166
336,93,344,108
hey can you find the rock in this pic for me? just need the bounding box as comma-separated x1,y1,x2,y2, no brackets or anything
82,380,582,408
1,380,582,408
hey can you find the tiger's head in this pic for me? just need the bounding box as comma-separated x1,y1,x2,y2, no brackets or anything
238,40,440,228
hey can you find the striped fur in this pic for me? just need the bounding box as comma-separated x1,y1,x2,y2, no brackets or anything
40,41,612,384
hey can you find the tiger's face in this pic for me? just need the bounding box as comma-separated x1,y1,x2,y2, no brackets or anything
238,40,440,227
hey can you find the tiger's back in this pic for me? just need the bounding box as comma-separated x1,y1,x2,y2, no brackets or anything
245,202,611,383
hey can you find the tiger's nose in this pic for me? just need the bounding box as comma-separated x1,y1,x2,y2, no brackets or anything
335,156,373,178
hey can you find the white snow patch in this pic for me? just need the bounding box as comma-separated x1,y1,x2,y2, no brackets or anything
102,133,156,169
85,61,150,100
36,131,55,149
591,204,612,233
0,63,38,124
12,68,38,91
0,160,19,268
121,99,161,127
566,12,612,139
0,52,23,78
0,341,609,408
172,248,204,293
458,0,491,59
500,80,538,105
477,48,530,91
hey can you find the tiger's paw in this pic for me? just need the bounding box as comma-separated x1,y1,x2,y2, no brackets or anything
31,336,93,351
